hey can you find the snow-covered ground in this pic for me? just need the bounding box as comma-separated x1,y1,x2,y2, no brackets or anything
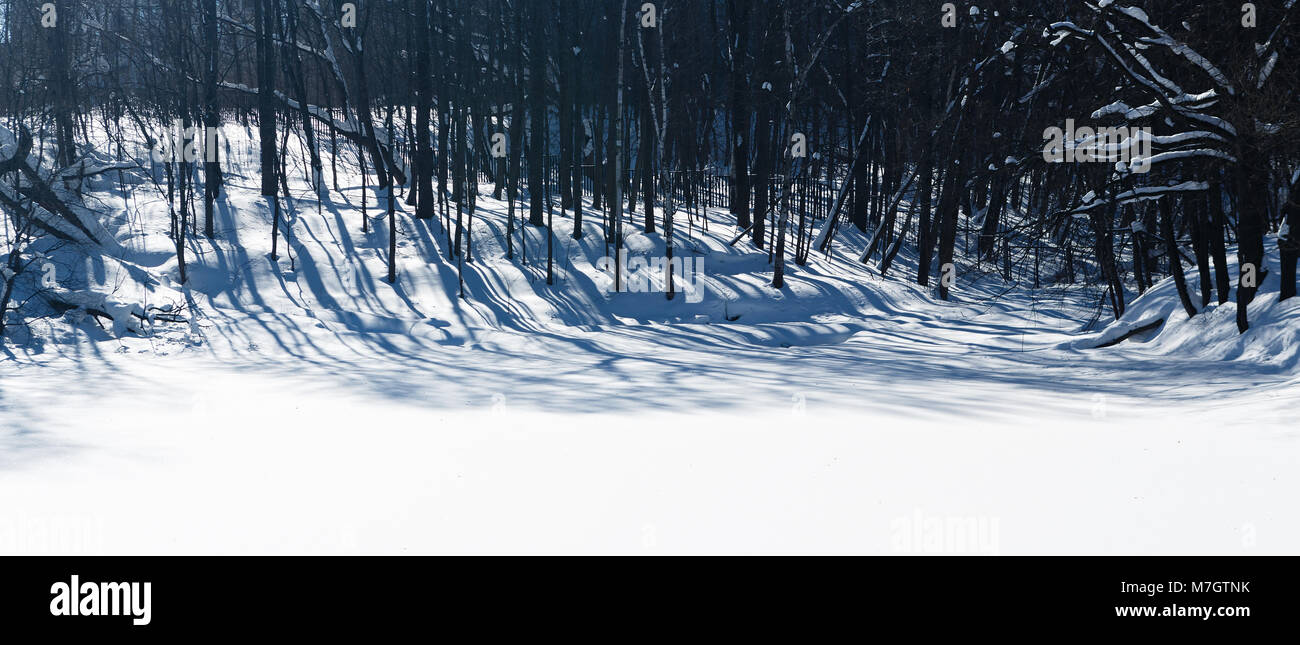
2,125,1297,554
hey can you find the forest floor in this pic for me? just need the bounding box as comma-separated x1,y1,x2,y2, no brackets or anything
2,126,1297,554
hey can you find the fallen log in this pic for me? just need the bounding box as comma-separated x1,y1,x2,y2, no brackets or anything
1091,318,1165,349
1,126,112,246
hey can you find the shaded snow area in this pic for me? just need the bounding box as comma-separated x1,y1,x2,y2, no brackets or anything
2,126,1297,554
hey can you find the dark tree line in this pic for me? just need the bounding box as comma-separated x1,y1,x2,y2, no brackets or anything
2,1,1298,334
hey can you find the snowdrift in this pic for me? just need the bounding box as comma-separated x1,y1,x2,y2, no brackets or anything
1072,238,1300,374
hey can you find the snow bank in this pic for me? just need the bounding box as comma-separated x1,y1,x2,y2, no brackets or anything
1071,238,1300,374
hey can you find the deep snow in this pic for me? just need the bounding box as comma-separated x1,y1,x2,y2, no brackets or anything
1,124,1296,554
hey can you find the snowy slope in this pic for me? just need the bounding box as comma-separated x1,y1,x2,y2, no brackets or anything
1074,241,1300,373
1,124,1297,555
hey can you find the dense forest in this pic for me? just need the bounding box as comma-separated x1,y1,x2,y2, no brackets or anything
1,0,1297,337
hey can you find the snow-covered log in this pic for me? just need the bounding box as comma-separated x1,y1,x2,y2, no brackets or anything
0,126,117,250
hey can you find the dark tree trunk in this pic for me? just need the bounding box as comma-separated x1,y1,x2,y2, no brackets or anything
916,158,935,286
727,0,752,229
527,5,547,227
202,0,221,239
558,0,575,213
936,158,963,300
257,0,279,199
1161,197,1197,319
1207,183,1231,305
1282,175,1300,302
1233,142,1269,333
851,126,872,233
413,0,435,219
752,105,771,250
256,0,280,262
348,4,391,191
1189,192,1212,307
46,0,78,167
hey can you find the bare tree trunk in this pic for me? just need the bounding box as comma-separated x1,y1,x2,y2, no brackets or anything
612,0,629,292
257,0,280,262
527,4,547,228
413,0,435,220
347,3,391,190
936,156,962,300
1282,174,1300,302
1161,197,1197,319
202,0,222,239
1207,182,1231,305
727,0,752,230
1233,141,1269,333
46,0,78,167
